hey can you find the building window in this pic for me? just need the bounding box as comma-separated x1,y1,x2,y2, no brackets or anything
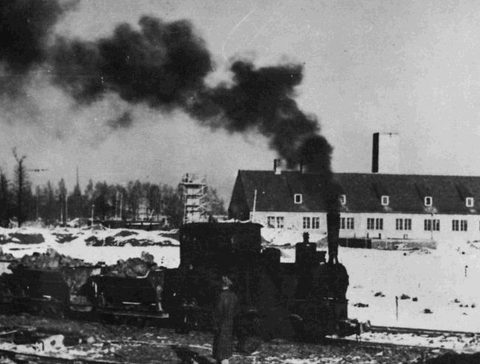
276,216,284,229
466,197,474,208
312,217,320,229
452,220,459,231
367,218,375,230
303,217,311,229
267,216,275,228
452,219,468,231
294,194,302,204
396,218,412,231
405,219,412,230
339,194,346,205
340,217,354,229
346,217,354,229
424,196,433,207
367,218,382,230
381,195,389,206
424,219,440,231
396,218,403,230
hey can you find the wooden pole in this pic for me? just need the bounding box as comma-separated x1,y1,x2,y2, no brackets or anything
395,296,399,322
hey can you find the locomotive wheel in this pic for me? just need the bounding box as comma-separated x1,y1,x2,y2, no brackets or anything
40,303,65,318
237,335,262,354
135,316,147,327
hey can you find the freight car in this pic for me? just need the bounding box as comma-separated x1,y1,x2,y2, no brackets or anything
0,260,168,323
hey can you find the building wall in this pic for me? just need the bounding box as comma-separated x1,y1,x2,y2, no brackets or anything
339,212,480,241
251,210,480,242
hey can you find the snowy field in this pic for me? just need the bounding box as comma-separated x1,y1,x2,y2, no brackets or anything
0,226,180,268
1,226,480,333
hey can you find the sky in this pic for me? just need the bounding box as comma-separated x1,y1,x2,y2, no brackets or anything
2,0,480,201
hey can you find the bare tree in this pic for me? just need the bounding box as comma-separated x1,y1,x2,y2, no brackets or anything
0,168,10,227
12,148,27,226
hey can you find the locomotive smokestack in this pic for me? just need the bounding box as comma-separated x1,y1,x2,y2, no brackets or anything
273,159,282,175
326,212,340,264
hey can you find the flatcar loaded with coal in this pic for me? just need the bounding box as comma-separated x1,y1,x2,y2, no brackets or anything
0,212,359,342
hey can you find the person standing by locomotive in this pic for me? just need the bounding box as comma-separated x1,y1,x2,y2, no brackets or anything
212,276,238,364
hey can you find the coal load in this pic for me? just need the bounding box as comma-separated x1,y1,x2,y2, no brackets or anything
8,249,94,295
9,248,89,270
102,252,158,278
0,247,15,261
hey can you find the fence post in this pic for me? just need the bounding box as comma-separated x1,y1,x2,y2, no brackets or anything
395,296,399,322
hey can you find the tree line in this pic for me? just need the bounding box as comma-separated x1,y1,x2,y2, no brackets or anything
0,152,226,228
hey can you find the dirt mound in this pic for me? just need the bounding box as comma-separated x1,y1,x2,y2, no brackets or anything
114,230,138,238
53,233,78,244
85,234,175,247
1,233,44,245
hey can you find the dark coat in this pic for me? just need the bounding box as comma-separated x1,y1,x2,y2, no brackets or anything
212,289,238,361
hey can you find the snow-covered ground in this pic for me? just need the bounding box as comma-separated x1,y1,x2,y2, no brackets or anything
1,226,480,334
0,226,180,268
280,237,480,332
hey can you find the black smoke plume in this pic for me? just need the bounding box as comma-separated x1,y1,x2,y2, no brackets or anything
51,16,213,109
298,135,340,210
0,0,69,79
192,60,324,167
1,8,337,206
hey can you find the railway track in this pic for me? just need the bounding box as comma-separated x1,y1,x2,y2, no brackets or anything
0,323,475,364
369,325,480,337
321,324,480,355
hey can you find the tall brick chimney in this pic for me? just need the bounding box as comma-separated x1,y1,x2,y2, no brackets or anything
372,132,400,174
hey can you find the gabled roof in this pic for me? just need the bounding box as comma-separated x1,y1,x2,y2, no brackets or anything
234,170,480,214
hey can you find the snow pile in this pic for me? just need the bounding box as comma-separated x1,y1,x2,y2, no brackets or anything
0,227,180,268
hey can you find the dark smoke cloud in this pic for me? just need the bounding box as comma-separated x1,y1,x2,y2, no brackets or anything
0,0,70,75
0,6,335,205
51,16,213,109
298,135,340,210
191,60,324,167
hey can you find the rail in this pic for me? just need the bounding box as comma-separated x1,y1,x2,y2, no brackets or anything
369,325,480,337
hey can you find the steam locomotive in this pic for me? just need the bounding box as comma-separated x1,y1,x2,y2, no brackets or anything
0,212,359,342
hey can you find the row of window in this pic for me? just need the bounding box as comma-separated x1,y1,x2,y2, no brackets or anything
336,195,475,208
267,216,471,232
363,218,469,232
303,217,320,229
